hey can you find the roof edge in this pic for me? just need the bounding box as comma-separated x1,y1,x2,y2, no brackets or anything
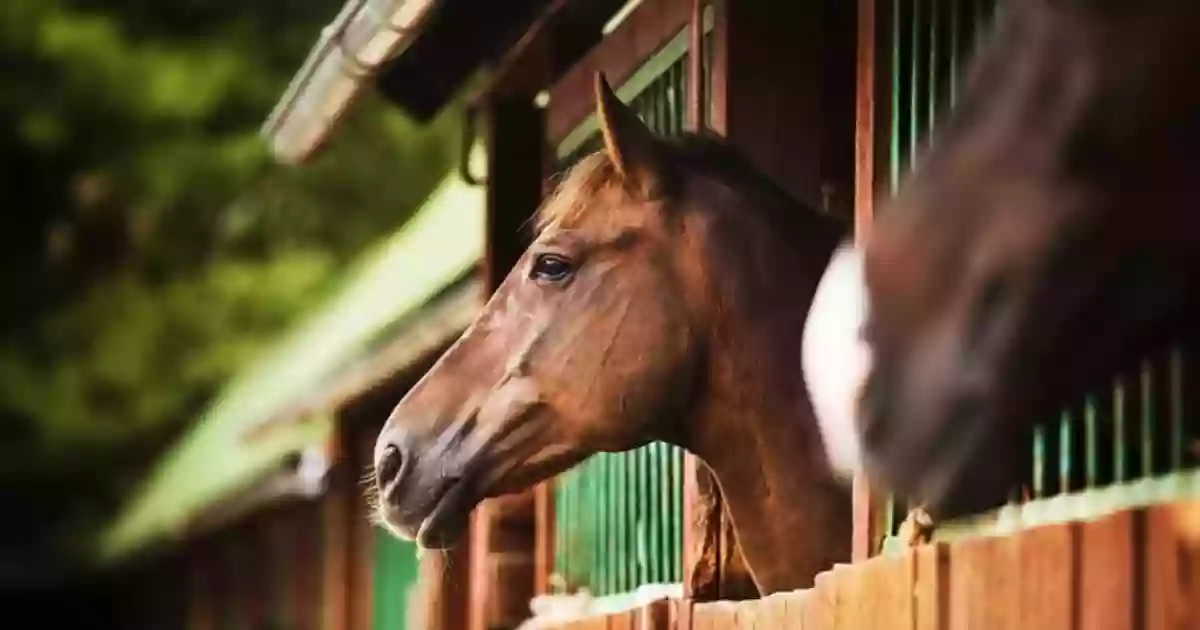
262,0,441,165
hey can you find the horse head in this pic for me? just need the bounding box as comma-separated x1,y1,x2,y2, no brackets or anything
372,73,853,592
859,0,1200,517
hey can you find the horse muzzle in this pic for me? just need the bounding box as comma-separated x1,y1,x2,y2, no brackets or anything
374,425,478,549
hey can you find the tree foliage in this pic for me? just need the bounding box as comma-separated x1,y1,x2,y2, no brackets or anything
0,0,462,572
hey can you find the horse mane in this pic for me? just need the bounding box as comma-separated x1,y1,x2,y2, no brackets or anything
535,131,839,234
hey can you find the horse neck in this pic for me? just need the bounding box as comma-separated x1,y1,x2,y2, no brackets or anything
680,193,852,593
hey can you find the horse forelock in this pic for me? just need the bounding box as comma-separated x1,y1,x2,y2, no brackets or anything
534,152,622,234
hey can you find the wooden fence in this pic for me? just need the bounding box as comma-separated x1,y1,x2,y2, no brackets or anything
532,501,1200,629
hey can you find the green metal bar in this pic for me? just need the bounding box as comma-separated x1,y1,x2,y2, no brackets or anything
1033,424,1046,499
1142,360,1155,478
671,444,683,582
658,443,672,581
1114,378,1127,483
601,455,613,594
890,0,902,192
554,477,564,589
624,448,633,587
645,445,659,583
974,0,987,52
1065,412,1075,496
1085,396,1098,489
1171,346,1184,471
949,0,960,104
928,0,939,135
910,0,922,166
636,446,648,585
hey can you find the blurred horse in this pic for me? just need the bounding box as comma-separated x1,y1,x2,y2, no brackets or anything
859,0,1200,517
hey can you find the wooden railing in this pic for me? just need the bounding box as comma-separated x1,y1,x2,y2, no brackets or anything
526,501,1200,630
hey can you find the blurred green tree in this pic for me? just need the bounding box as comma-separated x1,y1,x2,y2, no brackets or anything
0,0,462,571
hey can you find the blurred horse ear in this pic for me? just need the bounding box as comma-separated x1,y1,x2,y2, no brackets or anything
594,72,667,198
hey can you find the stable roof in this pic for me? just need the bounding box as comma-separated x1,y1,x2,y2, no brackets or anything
97,159,485,565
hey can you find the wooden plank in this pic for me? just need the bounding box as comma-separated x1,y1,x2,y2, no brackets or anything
546,0,693,143
803,570,840,630
611,609,637,630
707,0,727,138
1080,511,1137,630
469,505,492,630
1017,523,1077,630
186,541,216,630
970,534,1020,630
778,590,807,630
719,0,846,207
1144,502,1200,630
687,0,706,131
835,562,868,630
858,553,910,630
349,429,377,630
913,542,949,630
322,426,351,630
853,0,878,243
534,481,555,597
693,601,738,630
484,94,545,289
296,502,323,630
756,591,792,630
733,597,766,629
637,599,674,630
853,0,894,567
674,598,695,630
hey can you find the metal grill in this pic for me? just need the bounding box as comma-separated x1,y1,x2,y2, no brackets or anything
880,0,1200,544
552,40,703,596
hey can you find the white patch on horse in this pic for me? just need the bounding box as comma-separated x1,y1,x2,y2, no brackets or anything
801,242,870,481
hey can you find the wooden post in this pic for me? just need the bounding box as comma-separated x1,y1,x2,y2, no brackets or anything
533,482,555,597
322,427,350,630
348,429,376,630
852,0,879,563
186,542,216,630
850,0,896,563
473,92,546,629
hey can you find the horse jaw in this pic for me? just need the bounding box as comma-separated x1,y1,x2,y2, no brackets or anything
801,242,869,482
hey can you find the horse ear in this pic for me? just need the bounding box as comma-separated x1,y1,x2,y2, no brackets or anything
594,72,666,198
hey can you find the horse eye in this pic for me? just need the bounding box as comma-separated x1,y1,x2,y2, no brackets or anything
531,254,574,282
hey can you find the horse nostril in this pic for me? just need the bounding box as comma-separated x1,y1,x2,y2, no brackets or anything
376,443,407,488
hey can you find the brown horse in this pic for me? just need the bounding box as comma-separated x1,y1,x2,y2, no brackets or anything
372,74,857,593
858,0,1200,518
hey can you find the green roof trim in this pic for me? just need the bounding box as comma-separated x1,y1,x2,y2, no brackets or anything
97,162,486,564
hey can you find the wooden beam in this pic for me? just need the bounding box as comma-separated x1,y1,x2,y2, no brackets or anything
546,0,694,144
484,96,545,289
473,92,547,630
533,482,555,597
321,457,350,630
852,0,879,563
